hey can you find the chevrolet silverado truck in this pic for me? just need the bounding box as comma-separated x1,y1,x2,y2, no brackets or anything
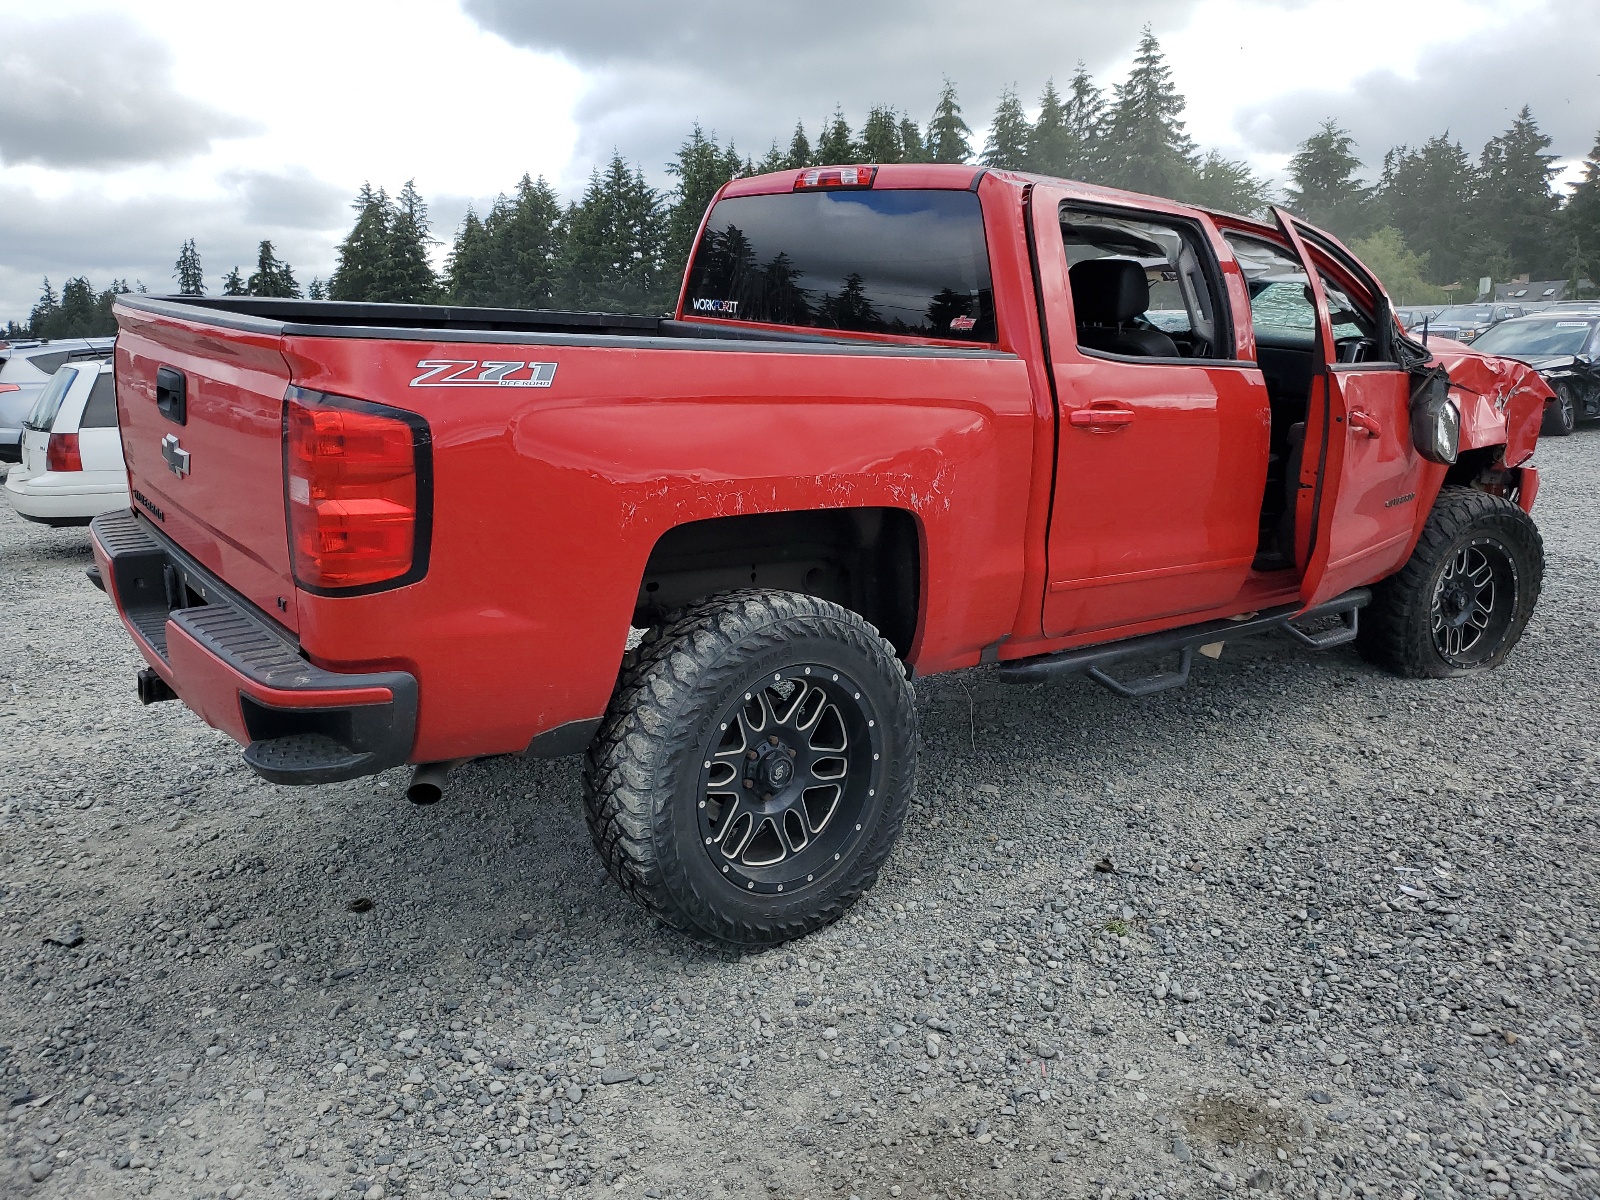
90,163,1551,948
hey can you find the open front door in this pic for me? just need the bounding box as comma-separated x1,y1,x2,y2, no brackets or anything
1273,209,1426,610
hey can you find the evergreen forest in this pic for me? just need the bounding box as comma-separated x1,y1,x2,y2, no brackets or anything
11,28,1600,337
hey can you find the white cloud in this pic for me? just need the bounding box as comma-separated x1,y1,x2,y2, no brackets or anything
0,0,1594,324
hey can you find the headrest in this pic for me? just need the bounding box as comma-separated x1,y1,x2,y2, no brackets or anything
1069,258,1150,324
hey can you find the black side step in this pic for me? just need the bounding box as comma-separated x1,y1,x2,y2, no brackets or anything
996,587,1371,691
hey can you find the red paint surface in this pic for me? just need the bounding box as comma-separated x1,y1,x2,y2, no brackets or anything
106,166,1547,765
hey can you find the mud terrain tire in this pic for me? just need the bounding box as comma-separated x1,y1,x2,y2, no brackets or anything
583,590,917,949
1357,486,1543,678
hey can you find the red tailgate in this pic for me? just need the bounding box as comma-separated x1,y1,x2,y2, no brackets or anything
114,304,299,632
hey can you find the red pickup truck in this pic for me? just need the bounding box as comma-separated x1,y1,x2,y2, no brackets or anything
91,163,1549,948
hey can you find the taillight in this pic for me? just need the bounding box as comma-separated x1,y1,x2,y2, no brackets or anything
283,388,431,593
46,432,82,472
0,382,20,393
794,165,877,190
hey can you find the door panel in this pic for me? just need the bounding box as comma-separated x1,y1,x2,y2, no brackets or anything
1271,209,1426,608
1033,187,1270,637
1309,367,1422,600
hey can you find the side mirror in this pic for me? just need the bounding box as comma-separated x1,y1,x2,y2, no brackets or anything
1409,367,1459,465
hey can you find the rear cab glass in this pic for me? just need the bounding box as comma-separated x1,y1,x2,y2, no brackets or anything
682,188,996,342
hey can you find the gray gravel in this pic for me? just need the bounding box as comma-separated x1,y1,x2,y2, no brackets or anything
2,430,1598,1200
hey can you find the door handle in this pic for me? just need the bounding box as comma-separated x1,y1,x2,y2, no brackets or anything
1348,410,1381,438
1069,405,1135,431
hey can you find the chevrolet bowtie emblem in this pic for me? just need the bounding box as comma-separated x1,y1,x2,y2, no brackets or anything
161,433,191,478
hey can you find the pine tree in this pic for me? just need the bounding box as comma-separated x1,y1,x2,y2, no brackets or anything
221,266,248,296
28,278,59,332
1283,121,1372,241
247,240,301,298
329,183,393,302
1476,106,1561,279
445,208,496,305
1188,152,1273,216
1565,128,1600,294
173,239,205,296
981,86,1030,170
897,116,928,163
860,106,905,163
1379,133,1479,287
756,140,789,174
816,108,856,165
1027,80,1070,176
785,121,812,170
560,154,667,313
1102,28,1197,198
307,277,326,301
1062,64,1108,182
666,126,742,278
926,79,972,164
491,174,564,307
385,180,441,303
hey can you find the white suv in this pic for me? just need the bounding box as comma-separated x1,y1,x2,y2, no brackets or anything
0,337,115,463
3,357,129,526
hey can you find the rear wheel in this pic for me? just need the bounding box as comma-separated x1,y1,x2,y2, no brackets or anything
1541,384,1576,437
1357,487,1543,678
583,590,916,949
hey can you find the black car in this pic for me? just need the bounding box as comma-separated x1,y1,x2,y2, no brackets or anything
1470,313,1600,436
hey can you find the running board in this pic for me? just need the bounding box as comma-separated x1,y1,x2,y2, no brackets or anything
996,588,1371,692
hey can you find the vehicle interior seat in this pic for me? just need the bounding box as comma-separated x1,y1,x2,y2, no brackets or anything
1068,258,1179,357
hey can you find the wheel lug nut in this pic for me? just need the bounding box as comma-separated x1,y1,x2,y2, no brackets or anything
742,780,752,789
746,750,758,761
768,736,780,746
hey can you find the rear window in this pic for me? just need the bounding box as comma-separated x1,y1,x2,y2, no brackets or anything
683,189,996,341
24,365,80,431
80,372,119,428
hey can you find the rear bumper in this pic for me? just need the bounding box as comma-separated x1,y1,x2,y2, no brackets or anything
89,509,417,784
5,466,129,523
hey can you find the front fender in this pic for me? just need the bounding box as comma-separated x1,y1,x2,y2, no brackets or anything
1427,338,1551,467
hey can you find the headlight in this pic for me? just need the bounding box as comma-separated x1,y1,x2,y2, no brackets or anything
1409,369,1460,464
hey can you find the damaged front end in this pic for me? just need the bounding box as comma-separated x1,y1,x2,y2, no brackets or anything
1424,337,1552,513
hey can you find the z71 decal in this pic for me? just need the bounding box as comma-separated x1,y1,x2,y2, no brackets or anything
410,360,558,388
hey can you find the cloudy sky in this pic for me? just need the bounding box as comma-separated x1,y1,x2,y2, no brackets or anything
2,0,1596,325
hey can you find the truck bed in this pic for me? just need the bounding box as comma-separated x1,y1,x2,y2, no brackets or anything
124,295,950,351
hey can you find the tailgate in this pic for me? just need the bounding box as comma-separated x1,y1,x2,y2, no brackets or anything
114,303,299,632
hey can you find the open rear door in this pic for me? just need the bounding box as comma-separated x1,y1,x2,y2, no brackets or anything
1273,208,1423,610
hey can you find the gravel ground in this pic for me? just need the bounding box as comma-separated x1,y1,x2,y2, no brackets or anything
1,432,1597,1200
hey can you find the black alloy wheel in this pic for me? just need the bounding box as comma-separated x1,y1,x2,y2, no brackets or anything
697,666,880,897
583,590,916,948
1428,538,1518,667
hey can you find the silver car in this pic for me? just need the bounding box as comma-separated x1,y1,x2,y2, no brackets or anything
0,336,115,464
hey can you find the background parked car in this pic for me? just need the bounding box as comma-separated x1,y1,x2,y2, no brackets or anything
1470,312,1600,436
1396,305,1445,330
0,336,115,463
1430,303,1523,344
3,356,128,525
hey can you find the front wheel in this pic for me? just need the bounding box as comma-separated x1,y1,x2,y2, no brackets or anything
1357,486,1543,678
583,590,917,949
1541,385,1576,437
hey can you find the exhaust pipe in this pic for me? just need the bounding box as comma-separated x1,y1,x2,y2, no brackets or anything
406,760,464,805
